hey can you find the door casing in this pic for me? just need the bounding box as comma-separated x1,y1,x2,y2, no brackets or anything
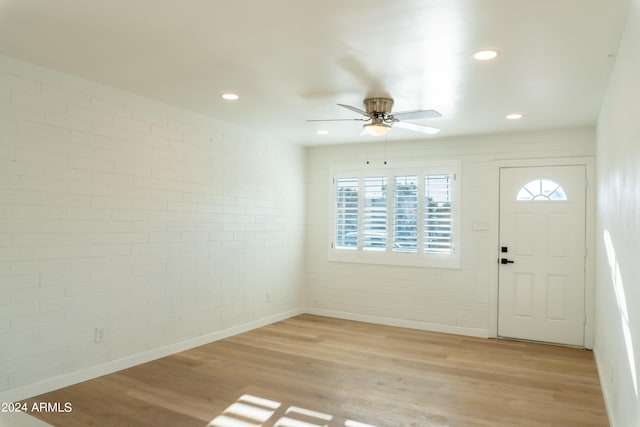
488,157,596,348
498,165,586,346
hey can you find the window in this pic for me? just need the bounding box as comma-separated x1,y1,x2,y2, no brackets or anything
330,161,461,268
363,176,387,251
393,175,419,252
424,174,454,253
335,177,359,249
517,179,567,201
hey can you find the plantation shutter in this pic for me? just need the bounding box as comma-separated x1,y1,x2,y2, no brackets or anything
330,162,460,269
392,175,419,253
424,174,453,253
335,177,359,249
362,176,388,251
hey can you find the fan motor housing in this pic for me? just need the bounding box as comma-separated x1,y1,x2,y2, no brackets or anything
364,97,394,114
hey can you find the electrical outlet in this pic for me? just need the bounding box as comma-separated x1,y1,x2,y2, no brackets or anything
266,292,271,303
94,327,105,343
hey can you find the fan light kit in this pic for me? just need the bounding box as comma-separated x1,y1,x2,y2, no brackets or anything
308,97,441,136
364,120,391,136
363,123,391,136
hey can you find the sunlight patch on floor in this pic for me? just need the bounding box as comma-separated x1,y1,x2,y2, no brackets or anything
207,394,375,427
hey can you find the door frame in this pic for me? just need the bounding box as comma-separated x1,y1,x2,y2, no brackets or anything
488,156,596,348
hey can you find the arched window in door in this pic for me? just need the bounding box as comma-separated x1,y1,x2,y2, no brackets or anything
516,179,567,201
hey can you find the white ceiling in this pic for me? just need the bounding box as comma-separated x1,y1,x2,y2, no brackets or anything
0,0,631,145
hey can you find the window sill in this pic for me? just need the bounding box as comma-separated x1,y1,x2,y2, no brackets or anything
328,249,460,269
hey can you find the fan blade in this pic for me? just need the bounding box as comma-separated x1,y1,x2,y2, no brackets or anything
306,118,367,122
393,121,440,135
391,109,441,120
337,103,370,117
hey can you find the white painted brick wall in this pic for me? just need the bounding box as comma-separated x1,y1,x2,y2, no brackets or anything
305,128,596,335
0,55,305,396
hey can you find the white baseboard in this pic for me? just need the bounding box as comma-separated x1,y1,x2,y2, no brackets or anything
592,347,615,427
305,307,489,338
1,307,490,403
0,412,54,427
0,308,304,403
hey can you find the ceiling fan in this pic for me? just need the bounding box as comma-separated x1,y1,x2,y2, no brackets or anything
308,97,441,136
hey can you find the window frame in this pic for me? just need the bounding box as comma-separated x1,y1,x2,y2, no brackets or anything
516,179,568,201
328,161,461,269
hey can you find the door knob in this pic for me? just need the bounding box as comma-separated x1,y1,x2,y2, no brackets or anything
500,258,515,264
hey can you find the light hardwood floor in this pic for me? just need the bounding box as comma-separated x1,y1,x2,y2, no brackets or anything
25,314,607,427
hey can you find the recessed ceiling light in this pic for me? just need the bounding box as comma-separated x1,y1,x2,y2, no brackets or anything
506,113,523,120
221,93,239,101
473,50,498,61
316,130,329,135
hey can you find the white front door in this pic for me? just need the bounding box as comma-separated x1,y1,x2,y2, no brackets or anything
498,165,586,346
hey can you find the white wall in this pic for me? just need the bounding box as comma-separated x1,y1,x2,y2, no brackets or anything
595,0,640,424
0,54,306,401
305,128,595,337
0,43,618,412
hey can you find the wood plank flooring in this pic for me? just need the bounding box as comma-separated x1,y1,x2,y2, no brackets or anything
25,314,608,427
